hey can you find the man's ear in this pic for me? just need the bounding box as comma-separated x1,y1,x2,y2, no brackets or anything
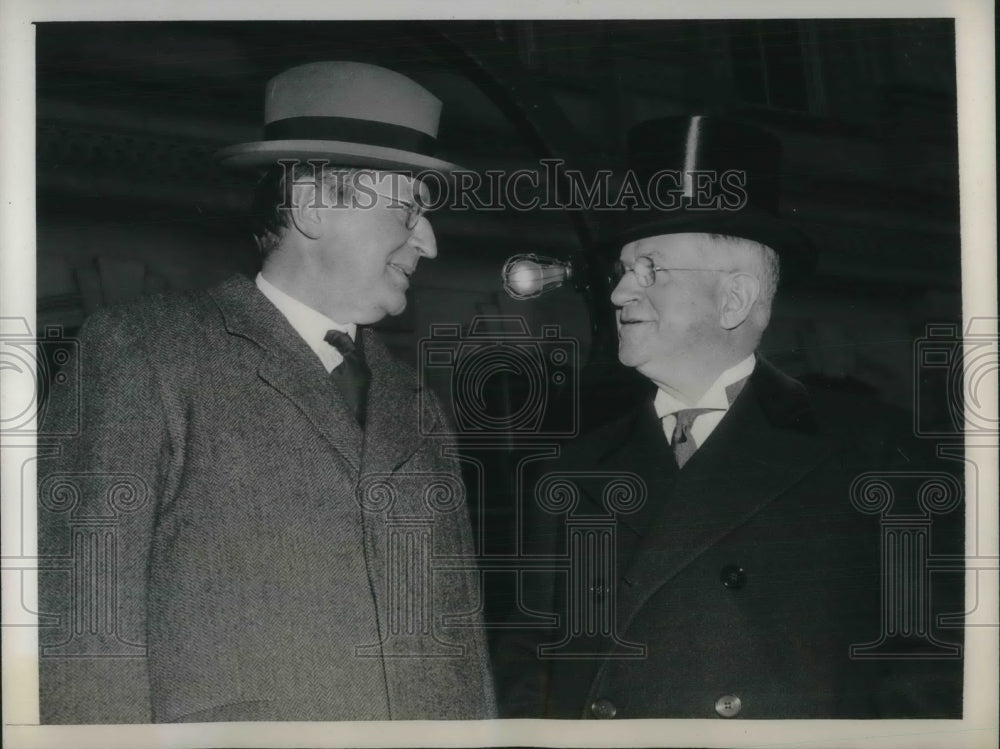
286,181,324,240
719,272,760,330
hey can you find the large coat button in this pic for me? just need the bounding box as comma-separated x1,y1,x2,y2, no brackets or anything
720,564,746,589
715,694,742,718
589,698,617,719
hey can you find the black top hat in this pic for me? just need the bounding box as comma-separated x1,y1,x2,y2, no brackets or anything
619,115,815,282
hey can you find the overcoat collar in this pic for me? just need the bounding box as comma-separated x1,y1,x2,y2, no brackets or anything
209,274,434,476
585,359,832,639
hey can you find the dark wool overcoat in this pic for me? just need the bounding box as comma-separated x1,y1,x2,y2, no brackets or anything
495,359,963,719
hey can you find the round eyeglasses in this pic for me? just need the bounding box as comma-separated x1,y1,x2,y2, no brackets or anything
612,256,732,287
368,188,427,230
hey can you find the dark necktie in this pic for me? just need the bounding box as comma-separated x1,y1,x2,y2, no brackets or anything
324,329,371,426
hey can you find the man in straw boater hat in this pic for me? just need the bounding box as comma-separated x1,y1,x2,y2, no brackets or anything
496,115,962,719
38,62,495,723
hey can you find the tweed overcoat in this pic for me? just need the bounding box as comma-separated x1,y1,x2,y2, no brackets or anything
495,359,963,719
38,274,496,723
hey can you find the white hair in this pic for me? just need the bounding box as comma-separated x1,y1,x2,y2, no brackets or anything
700,233,780,329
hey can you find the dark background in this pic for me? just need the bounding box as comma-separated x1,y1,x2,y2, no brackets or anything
36,19,960,381
35,19,963,624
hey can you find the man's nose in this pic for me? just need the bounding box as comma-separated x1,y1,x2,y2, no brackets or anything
409,216,438,259
610,272,637,308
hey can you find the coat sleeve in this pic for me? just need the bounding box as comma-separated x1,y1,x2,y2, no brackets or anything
37,307,173,724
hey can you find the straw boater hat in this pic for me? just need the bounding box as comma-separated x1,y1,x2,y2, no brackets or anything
619,114,815,283
216,61,461,173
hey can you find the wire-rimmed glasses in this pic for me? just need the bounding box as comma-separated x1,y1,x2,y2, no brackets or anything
612,256,732,287
368,188,427,230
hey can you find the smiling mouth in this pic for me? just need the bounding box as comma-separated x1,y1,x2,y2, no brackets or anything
388,263,414,278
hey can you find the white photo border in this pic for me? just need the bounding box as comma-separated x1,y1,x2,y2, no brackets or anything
2,1,996,747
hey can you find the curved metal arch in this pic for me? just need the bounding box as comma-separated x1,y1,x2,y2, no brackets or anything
407,23,618,354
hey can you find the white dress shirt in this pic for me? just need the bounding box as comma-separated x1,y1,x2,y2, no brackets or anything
255,272,355,374
654,354,756,450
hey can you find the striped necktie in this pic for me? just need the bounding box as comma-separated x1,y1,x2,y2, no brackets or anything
670,408,714,469
667,376,750,469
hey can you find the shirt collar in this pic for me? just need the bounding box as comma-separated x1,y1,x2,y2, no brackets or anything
255,272,355,345
654,353,756,419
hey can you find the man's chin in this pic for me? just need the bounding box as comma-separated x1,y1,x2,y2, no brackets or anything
355,290,408,324
383,294,408,318
616,341,644,369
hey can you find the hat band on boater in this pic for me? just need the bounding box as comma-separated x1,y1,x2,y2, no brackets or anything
263,116,438,157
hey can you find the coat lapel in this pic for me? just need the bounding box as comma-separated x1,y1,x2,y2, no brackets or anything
358,328,437,478
570,406,679,549
614,359,835,635
210,275,363,474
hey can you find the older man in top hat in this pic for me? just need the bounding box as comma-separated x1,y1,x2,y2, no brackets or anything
38,62,495,723
495,115,962,719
